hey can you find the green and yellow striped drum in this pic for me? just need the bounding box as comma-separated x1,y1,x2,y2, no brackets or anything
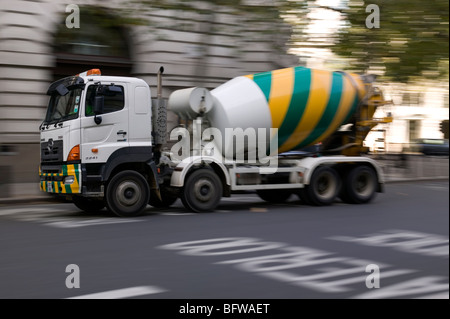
209,66,367,157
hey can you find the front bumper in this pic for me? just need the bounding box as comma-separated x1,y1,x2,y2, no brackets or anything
39,164,81,194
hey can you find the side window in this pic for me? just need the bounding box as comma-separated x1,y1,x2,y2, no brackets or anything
85,85,125,116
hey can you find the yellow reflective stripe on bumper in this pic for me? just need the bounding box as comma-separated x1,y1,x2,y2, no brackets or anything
39,164,81,194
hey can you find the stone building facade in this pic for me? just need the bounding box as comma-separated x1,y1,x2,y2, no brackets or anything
0,0,297,196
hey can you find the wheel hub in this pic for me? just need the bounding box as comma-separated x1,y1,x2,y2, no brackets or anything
355,172,374,196
117,181,140,206
318,176,330,194
315,172,336,200
125,189,135,199
194,179,214,202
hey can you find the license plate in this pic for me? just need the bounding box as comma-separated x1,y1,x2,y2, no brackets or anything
47,182,53,192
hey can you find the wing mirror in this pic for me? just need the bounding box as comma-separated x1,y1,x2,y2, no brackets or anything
93,95,104,125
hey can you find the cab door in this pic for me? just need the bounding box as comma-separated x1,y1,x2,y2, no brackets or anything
80,82,129,164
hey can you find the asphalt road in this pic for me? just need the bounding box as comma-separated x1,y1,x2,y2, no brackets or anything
0,181,448,300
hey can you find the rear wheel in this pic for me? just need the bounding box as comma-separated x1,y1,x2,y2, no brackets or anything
257,189,292,203
305,166,340,206
340,165,377,204
181,169,222,213
106,170,150,217
73,196,105,213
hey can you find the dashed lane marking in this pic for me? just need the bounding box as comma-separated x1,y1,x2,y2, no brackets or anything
67,286,167,299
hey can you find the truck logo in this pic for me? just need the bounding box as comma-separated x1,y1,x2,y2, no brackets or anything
47,139,54,152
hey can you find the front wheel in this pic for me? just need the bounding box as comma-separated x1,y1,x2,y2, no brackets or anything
181,169,223,213
106,170,150,217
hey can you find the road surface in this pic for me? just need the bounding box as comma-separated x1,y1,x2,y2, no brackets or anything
0,181,448,300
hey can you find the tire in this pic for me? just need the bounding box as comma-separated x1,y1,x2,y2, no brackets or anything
105,170,150,217
149,189,178,208
73,196,105,213
181,169,223,213
341,165,377,204
306,166,340,206
257,189,292,203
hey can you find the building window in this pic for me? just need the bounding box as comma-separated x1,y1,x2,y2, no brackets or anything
409,120,421,142
53,6,132,80
403,92,421,106
0,145,17,156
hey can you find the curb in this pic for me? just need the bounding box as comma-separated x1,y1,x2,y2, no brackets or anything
385,177,449,183
0,178,448,206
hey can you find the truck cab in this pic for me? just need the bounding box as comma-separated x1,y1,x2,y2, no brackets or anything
39,69,167,217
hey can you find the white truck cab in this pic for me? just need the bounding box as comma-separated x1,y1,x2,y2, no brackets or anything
40,69,168,216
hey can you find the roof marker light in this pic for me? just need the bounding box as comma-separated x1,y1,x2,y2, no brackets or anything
76,69,101,77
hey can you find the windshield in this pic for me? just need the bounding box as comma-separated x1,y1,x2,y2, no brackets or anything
44,88,83,124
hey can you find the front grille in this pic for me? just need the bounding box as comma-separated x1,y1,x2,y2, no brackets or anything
40,165,63,182
41,140,63,163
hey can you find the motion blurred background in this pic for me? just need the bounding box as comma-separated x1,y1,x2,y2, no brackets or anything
0,0,448,199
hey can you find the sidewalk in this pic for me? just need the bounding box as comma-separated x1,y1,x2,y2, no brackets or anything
0,155,448,205
0,183,53,205
372,153,449,183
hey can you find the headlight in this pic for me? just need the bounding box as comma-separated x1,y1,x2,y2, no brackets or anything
64,176,75,185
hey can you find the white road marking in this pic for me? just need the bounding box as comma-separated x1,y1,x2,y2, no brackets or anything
329,230,449,258
0,207,144,228
221,196,260,202
45,218,144,228
353,276,449,299
423,184,448,191
160,212,197,216
417,291,449,299
160,237,448,297
0,207,57,216
160,209,232,215
67,286,167,299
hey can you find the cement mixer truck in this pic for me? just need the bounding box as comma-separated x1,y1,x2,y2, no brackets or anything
39,66,391,217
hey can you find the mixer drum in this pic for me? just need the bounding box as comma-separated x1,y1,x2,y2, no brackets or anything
208,66,367,158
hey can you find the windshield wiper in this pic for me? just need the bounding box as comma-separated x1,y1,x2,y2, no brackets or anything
53,118,64,128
